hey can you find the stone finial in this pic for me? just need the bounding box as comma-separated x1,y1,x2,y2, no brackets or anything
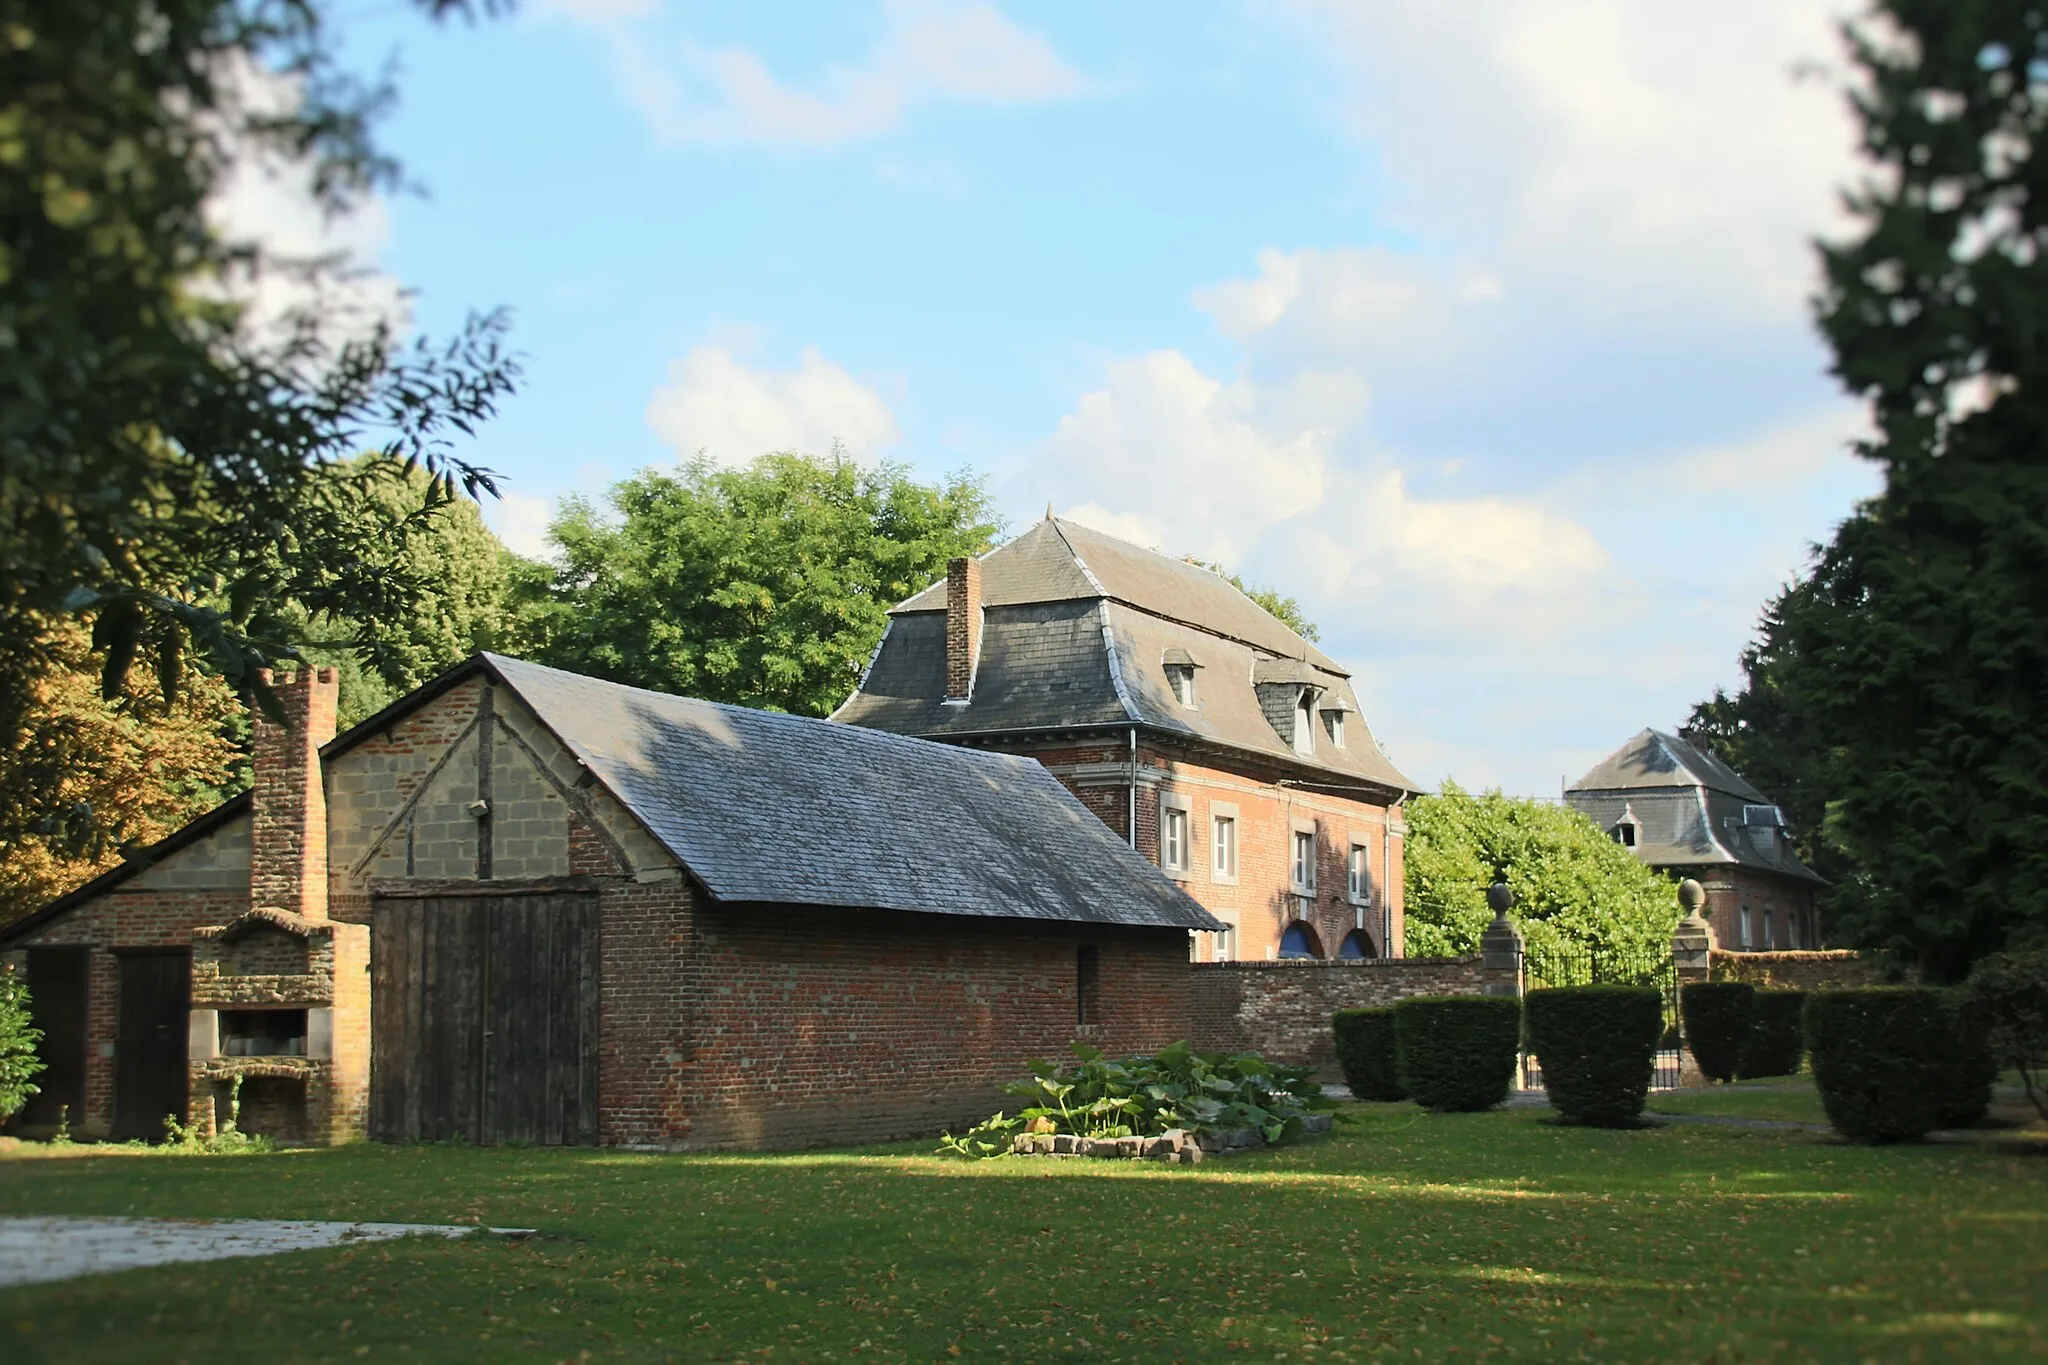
1479,882,1524,979
1678,878,1707,918
1486,881,1515,916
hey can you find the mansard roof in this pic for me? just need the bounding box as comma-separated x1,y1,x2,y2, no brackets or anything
1565,729,1823,884
840,517,1415,796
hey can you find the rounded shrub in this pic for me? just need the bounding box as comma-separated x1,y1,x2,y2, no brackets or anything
1523,985,1662,1127
1680,981,1755,1082
1963,949,2048,1121
1937,992,1996,1128
1805,987,1975,1142
1331,1007,1405,1101
1393,994,1522,1113
1736,990,1806,1079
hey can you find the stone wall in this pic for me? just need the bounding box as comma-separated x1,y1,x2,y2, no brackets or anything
1709,949,1907,989
1189,957,1490,1077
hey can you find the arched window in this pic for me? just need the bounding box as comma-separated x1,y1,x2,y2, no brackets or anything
1338,929,1376,960
1278,921,1323,960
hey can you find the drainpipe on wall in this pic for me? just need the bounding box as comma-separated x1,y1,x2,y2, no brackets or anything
1382,802,1398,959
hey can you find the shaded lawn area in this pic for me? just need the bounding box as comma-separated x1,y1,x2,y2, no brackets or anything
1647,1076,1831,1125
3,1103,2045,1363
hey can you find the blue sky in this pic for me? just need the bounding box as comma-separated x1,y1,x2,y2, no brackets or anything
297,0,1878,797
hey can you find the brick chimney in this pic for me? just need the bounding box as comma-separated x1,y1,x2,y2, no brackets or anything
250,668,340,920
944,555,982,702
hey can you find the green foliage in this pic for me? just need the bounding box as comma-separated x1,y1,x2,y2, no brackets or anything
508,453,999,717
1737,991,1806,1080
1694,4,2048,978
288,458,514,728
1403,782,1681,960
1331,1007,1405,1101
937,1041,1323,1157
1393,995,1522,1113
1805,987,1976,1142
1963,949,2048,1119
0,970,45,1120
1680,982,1754,1083
162,1075,274,1153
1180,559,1319,641
1523,986,1662,1127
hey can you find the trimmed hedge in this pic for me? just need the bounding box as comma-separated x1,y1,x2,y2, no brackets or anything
1394,994,1522,1113
1523,985,1662,1127
1332,1007,1405,1101
1681,981,1755,1082
1806,987,1976,1142
1939,993,1997,1128
1963,949,2048,1120
1736,990,1806,1079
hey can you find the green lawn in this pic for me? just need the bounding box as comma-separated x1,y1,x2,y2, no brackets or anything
1646,1076,1831,1125
3,1102,2045,1363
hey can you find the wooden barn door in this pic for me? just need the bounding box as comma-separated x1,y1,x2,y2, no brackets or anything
112,949,190,1141
370,892,599,1145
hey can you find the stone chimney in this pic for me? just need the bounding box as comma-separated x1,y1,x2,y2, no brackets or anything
944,555,982,702
250,668,340,920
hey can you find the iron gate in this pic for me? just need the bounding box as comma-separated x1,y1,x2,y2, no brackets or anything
1518,941,1682,1093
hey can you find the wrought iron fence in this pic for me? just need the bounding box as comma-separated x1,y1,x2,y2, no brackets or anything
1518,941,1683,1093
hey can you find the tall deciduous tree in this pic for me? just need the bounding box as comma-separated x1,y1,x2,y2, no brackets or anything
508,453,1000,717
1,1,518,783
0,617,242,925
1404,782,1680,962
1700,4,2048,976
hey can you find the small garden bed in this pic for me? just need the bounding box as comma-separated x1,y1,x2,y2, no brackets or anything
940,1040,1330,1159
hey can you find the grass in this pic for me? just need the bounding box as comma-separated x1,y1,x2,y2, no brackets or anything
2,1100,2045,1363
1646,1076,1831,1125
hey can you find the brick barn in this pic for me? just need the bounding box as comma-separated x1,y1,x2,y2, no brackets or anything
1565,729,1825,951
0,655,1218,1149
834,515,1417,965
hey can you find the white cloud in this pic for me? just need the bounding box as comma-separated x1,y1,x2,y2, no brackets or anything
1286,0,1865,319
646,345,901,464
551,0,1088,148
1037,350,1336,566
486,491,560,560
202,58,406,353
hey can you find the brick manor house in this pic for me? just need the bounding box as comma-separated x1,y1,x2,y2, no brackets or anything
0,517,1417,1149
1565,729,1825,951
835,515,1417,965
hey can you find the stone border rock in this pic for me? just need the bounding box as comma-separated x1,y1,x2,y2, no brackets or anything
1007,1113,1334,1164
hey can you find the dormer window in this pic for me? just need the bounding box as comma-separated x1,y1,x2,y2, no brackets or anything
1320,695,1352,749
1161,649,1201,708
1612,819,1638,847
1294,692,1315,755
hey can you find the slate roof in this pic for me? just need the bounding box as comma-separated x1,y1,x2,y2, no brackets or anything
485,655,1222,929
1564,729,1823,883
839,518,1415,795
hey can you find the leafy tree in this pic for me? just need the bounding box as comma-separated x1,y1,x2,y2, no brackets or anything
507,453,1000,716
0,617,242,925
1699,4,2048,977
2,1,518,789
1404,782,1680,961
1182,559,1320,641
290,458,514,729
0,969,43,1121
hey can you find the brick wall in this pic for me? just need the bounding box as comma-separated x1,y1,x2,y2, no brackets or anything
1025,738,1405,965
671,900,1192,1151
1688,865,1822,954
1709,949,1906,990
1189,957,1488,1076
945,556,982,700
250,669,339,919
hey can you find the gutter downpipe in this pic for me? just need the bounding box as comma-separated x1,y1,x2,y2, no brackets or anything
1383,799,1399,959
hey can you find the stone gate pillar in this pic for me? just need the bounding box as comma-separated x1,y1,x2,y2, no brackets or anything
1671,879,1717,1086
1479,882,1525,998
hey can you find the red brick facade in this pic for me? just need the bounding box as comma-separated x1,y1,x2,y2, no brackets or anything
975,734,1406,966
1685,865,1822,954
1190,957,1497,1077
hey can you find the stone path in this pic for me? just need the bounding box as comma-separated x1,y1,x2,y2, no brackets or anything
0,1217,534,1288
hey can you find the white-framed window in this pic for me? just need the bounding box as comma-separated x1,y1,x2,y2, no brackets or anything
1292,828,1317,894
1213,921,1236,962
1347,842,1371,903
1160,804,1191,875
1739,903,1754,949
1326,710,1347,748
1613,820,1637,848
1763,903,1776,950
1211,812,1238,881
1166,664,1196,707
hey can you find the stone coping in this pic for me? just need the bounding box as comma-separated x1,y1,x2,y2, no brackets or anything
1008,1113,1335,1164
1189,957,1479,972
